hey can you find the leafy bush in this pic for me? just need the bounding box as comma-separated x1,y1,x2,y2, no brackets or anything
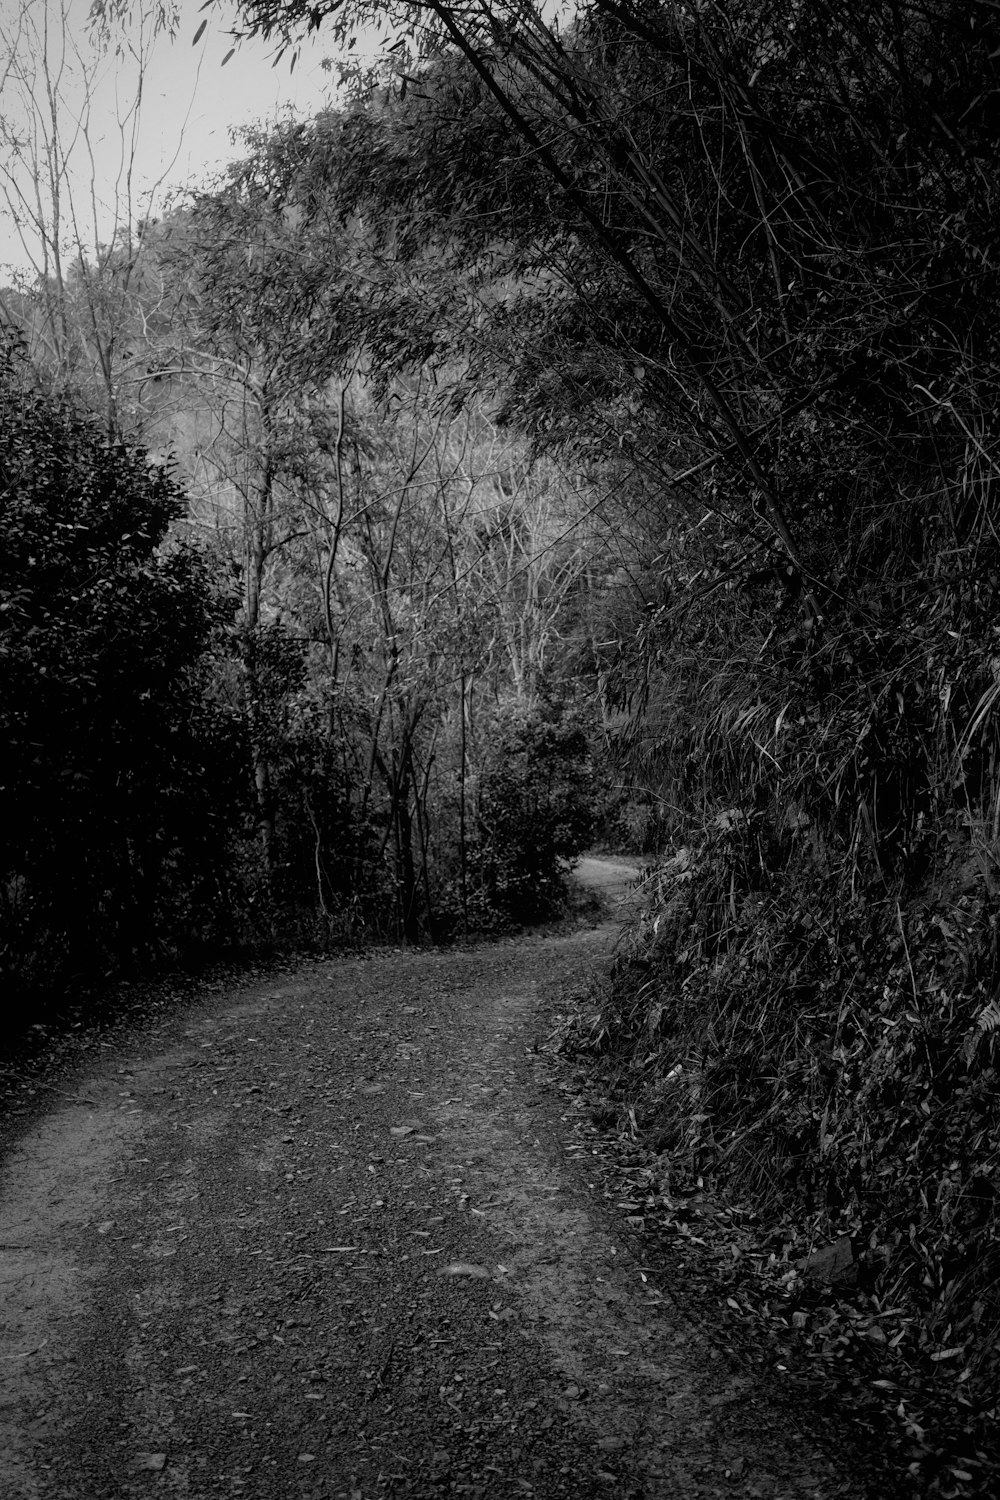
0,344,242,1011
471,701,597,926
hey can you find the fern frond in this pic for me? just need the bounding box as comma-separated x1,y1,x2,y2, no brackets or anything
962,998,1000,1066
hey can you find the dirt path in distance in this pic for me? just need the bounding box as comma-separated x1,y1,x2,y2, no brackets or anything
0,860,860,1500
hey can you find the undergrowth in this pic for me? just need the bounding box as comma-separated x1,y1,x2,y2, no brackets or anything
558,826,1000,1495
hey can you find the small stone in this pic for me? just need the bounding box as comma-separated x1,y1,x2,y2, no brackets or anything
135,1453,167,1472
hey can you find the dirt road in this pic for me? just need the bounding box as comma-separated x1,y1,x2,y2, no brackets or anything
0,862,851,1500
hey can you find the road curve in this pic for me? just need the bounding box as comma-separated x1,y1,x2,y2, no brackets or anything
0,860,850,1500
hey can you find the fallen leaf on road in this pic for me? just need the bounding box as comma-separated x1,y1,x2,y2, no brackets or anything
441,1262,490,1278
390,1126,414,1137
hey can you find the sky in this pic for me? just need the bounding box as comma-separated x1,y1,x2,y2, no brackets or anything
0,0,374,282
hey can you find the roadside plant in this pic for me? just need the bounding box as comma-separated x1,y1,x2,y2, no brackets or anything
0,339,242,1012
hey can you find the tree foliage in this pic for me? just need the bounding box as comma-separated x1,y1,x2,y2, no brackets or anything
75,123,610,945
0,340,242,1007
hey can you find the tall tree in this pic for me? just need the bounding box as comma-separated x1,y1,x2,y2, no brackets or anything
0,0,191,433
222,0,1000,851
130,165,361,900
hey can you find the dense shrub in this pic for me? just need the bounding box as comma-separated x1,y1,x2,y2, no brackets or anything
0,344,243,1012
471,701,597,926
565,801,1000,1489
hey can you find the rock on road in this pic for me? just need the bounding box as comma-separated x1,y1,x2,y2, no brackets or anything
0,860,850,1500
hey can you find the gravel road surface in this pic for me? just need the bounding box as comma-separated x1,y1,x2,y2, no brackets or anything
0,861,855,1500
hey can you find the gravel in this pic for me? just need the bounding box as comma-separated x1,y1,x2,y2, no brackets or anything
0,867,862,1500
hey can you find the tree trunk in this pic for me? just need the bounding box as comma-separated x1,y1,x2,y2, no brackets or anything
243,458,277,913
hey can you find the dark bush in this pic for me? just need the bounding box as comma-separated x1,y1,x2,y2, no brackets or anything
0,343,242,1013
472,700,597,925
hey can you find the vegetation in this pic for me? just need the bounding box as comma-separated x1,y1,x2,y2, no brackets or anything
223,0,997,1488
0,342,243,1011
3,0,1000,1487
